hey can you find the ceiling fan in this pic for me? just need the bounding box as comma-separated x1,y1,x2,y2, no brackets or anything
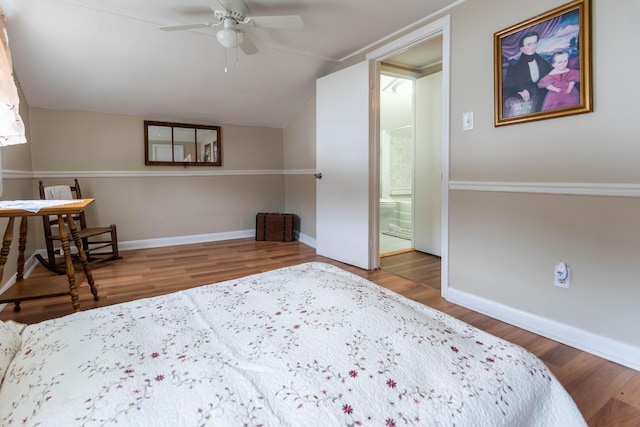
158,0,304,56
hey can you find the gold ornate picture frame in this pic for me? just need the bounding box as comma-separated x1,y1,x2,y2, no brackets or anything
494,0,592,126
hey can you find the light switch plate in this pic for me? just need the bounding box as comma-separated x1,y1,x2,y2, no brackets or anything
463,112,474,130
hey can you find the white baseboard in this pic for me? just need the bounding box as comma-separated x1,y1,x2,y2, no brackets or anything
296,232,316,248
446,287,640,372
120,229,256,250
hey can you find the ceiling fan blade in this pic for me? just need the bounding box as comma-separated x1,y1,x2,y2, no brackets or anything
158,22,213,31
240,34,259,55
248,15,303,29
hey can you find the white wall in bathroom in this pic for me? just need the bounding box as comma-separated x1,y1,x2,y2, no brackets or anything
414,71,442,256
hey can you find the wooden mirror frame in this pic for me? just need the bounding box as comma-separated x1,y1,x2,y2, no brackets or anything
144,120,222,166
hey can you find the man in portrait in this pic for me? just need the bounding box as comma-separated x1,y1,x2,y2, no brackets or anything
502,31,552,117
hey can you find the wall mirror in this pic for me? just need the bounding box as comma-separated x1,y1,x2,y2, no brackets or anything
144,120,221,166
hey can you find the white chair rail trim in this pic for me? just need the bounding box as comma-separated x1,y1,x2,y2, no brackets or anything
6,171,640,197
2,169,316,179
450,180,640,198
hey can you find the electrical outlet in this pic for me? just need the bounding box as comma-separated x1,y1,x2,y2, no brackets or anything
554,262,570,289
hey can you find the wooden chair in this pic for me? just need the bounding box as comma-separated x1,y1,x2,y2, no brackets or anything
36,179,121,274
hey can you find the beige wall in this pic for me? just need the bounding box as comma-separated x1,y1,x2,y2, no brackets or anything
26,108,286,245
39,175,285,242
28,109,284,172
445,0,640,350
283,94,316,239
449,0,637,183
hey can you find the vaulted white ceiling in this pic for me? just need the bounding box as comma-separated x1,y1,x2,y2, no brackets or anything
3,0,454,128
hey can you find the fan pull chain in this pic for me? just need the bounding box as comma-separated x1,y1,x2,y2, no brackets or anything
222,32,241,72
222,48,240,72
234,30,240,69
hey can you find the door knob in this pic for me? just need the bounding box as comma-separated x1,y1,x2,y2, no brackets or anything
314,172,323,179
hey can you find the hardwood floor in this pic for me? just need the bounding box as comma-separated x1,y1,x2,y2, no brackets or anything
1,238,639,426
380,250,441,289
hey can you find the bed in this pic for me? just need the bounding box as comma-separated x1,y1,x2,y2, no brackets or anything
0,262,586,426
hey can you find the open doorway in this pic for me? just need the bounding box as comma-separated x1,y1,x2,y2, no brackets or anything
378,36,444,289
379,73,414,255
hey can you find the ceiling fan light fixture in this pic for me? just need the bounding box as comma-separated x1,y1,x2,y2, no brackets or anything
216,28,243,49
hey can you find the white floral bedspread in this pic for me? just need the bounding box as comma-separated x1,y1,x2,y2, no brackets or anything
0,262,586,426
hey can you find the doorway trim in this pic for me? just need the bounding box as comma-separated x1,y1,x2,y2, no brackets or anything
366,15,451,298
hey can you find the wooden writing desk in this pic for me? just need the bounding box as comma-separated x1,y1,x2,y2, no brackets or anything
0,199,99,312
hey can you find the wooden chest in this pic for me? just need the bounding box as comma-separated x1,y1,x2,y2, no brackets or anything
255,213,296,242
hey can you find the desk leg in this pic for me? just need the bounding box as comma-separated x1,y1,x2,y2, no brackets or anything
0,217,14,279
17,217,28,281
0,218,18,310
58,214,80,312
65,214,99,302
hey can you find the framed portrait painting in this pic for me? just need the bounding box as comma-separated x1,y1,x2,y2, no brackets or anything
494,0,592,126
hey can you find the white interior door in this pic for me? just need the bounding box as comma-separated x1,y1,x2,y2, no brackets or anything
316,61,372,269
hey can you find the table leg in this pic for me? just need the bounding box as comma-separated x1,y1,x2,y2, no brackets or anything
0,217,15,282
58,214,80,312
0,217,18,310
65,214,99,302
17,217,28,281
0,217,29,312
